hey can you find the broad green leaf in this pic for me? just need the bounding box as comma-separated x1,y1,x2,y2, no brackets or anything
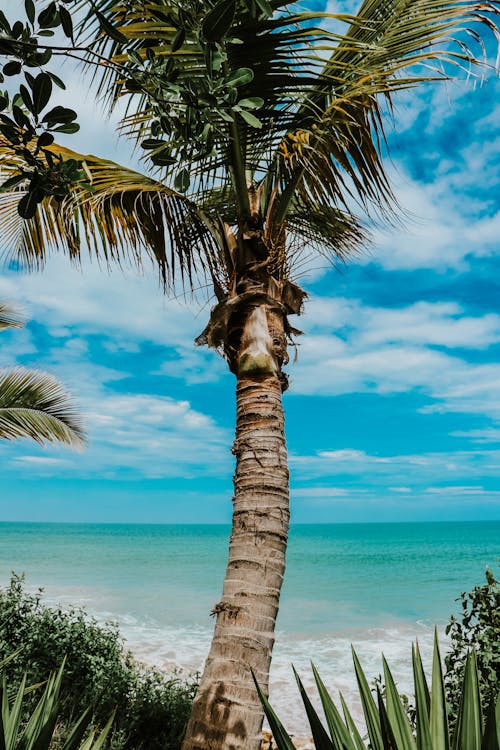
47,72,66,90
174,169,190,193
0,174,27,192
32,73,53,116
17,192,39,220
53,123,80,134
37,2,58,28
239,109,262,128
95,10,127,43
224,67,254,87
59,6,74,40
352,648,383,750
171,27,185,52
2,61,21,77
37,132,55,148
238,97,264,110
25,0,35,24
254,0,273,18
202,0,236,42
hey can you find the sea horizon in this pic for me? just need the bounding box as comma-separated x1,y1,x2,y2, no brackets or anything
1,518,499,526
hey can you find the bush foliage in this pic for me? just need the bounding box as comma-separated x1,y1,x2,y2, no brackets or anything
445,565,500,723
0,574,197,750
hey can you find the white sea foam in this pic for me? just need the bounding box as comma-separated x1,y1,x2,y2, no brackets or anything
95,610,440,735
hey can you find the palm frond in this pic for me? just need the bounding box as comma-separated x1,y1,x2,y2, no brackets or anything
273,0,500,222
0,367,86,447
0,301,24,330
284,200,367,267
0,140,220,290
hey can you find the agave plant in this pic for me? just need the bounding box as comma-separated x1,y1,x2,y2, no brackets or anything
0,657,114,750
0,301,85,446
256,633,500,750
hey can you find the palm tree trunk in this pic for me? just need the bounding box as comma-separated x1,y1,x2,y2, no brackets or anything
182,369,290,750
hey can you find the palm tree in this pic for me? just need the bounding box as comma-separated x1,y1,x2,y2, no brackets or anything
0,0,499,746
0,301,85,446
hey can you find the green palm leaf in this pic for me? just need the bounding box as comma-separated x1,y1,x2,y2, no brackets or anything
0,368,85,447
0,140,218,289
273,0,500,222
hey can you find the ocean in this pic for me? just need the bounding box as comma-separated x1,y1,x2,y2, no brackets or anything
0,521,498,733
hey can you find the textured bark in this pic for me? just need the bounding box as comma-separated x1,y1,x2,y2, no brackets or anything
182,370,290,750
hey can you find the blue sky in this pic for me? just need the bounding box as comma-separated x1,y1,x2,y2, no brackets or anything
1,1,500,523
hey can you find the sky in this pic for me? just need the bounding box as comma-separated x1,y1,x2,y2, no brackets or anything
1,1,500,524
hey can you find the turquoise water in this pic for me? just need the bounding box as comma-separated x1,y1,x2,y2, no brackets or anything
0,521,498,730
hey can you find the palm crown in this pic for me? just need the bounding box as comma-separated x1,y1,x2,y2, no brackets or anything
1,0,498,306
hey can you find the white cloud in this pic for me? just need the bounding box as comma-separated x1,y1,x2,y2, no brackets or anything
290,447,500,487
286,296,500,421
425,486,497,495
14,456,70,465
450,429,500,444
292,487,357,497
2,388,232,480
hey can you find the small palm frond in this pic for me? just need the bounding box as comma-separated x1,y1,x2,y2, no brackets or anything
0,368,86,447
0,141,220,290
273,0,500,222
284,200,367,266
0,301,24,330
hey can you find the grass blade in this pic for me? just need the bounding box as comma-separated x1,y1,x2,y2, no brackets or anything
312,664,355,750
293,666,334,750
352,648,383,750
480,691,500,750
253,673,297,750
340,693,367,750
413,643,432,750
430,630,449,750
383,656,417,750
454,651,482,750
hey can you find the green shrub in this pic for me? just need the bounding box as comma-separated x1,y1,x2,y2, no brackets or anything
445,566,500,724
0,574,197,750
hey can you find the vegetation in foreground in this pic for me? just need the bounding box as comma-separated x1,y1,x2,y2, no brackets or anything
0,575,197,750
0,654,114,750
445,567,500,728
258,567,500,749
1,568,499,749
258,635,500,750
